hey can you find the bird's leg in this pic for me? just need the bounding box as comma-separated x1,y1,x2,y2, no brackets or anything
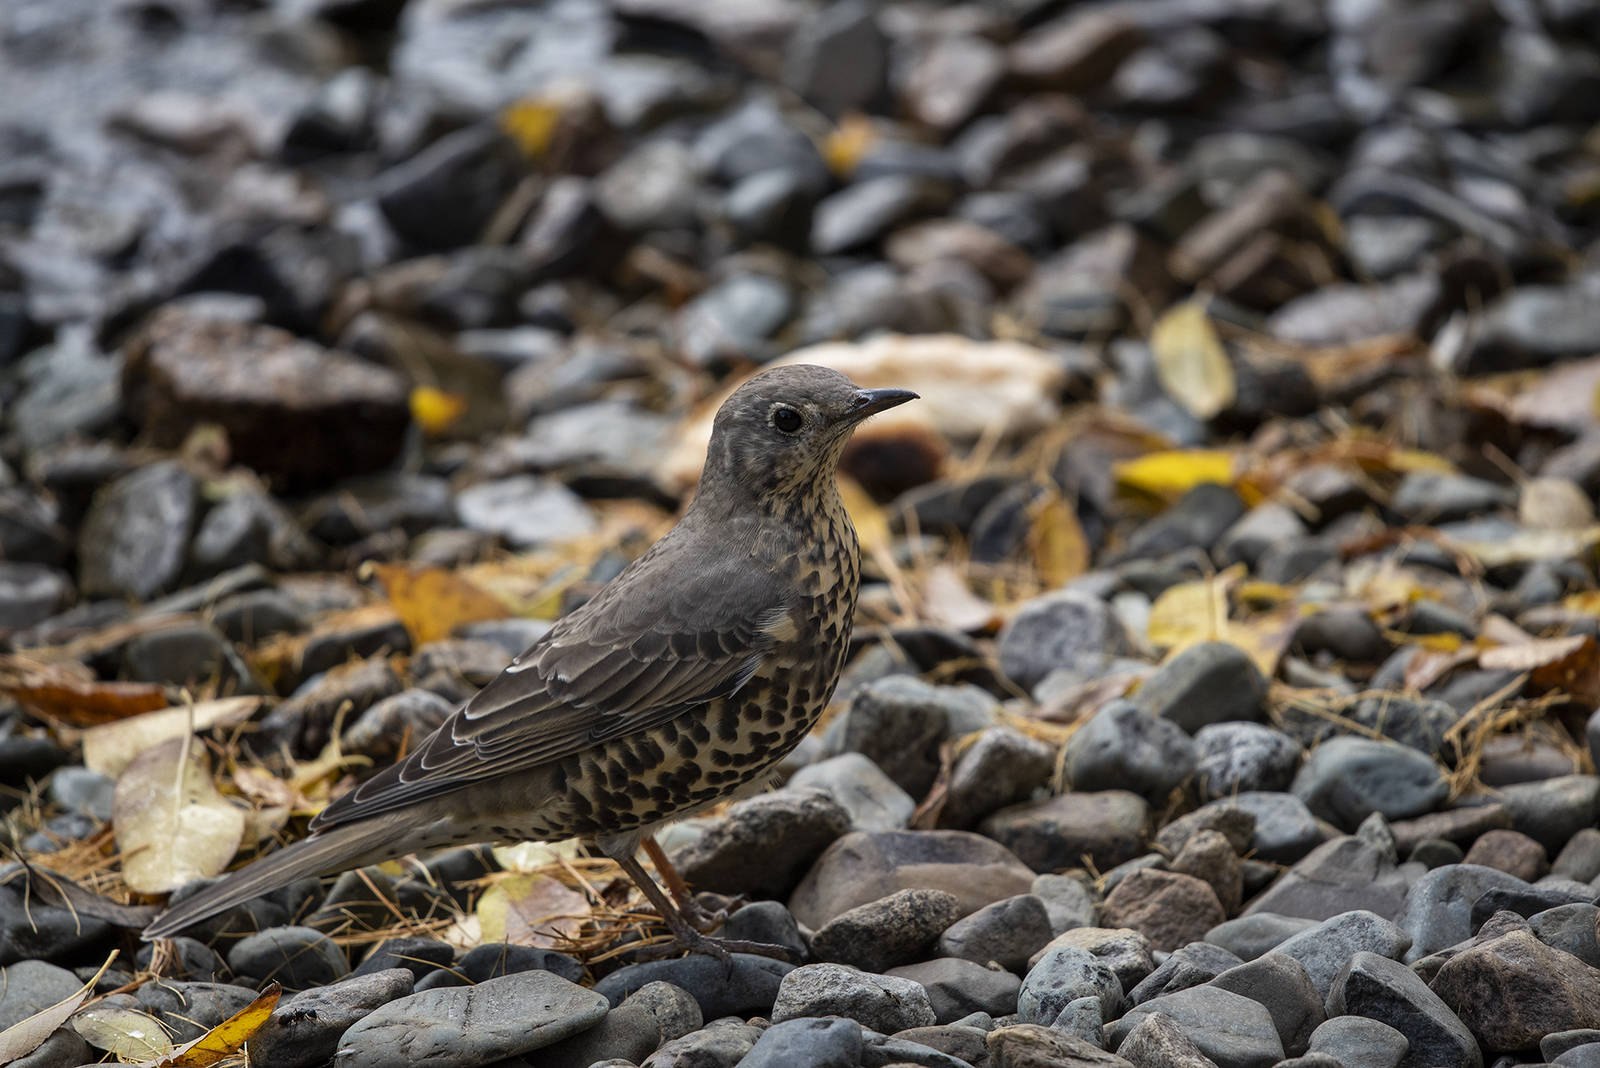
640,834,726,933
613,853,794,963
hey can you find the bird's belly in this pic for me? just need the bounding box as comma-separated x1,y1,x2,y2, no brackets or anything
529,656,840,840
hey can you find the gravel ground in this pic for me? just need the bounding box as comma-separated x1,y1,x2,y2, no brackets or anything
2,0,1600,1066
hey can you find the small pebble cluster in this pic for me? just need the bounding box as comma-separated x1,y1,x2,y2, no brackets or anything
2,0,1600,1066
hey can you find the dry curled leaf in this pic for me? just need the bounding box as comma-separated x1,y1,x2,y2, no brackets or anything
370,563,510,646
113,738,246,895
476,873,591,947
1151,299,1236,420
1029,494,1089,588
0,952,116,1063
82,697,260,777
1481,634,1600,703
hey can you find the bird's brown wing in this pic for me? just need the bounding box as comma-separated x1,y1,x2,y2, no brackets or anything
310,533,796,831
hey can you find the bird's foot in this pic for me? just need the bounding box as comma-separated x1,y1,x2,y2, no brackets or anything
680,895,732,934
674,930,798,963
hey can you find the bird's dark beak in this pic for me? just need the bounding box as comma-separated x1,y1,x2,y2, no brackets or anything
847,387,919,421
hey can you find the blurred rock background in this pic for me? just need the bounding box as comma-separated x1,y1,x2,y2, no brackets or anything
3,0,1600,1065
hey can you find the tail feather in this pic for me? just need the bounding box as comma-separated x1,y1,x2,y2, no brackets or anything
142,817,406,940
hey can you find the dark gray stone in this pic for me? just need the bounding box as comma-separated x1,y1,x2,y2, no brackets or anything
1128,943,1243,1005
336,970,609,1068
885,958,1022,1023
595,954,793,1020
939,726,1057,830
538,980,702,1068
743,1015,862,1068
0,960,81,1029
1109,986,1285,1068
789,753,915,833
1205,914,1317,962
1396,864,1530,962
980,791,1150,873
250,968,414,1068
673,788,850,900
227,926,348,991
1327,952,1482,1068
1194,723,1302,800
1271,909,1412,999
1064,700,1197,803
811,888,963,973
938,894,1054,974
1246,837,1409,922
998,589,1135,693
1018,945,1124,1023
1306,1015,1407,1068
77,461,197,601
1209,953,1325,1055
772,964,936,1033
1291,738,1448,829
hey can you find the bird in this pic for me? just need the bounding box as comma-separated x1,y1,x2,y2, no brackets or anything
143,364,918,957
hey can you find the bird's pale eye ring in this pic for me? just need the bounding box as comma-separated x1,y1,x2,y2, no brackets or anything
770,403,805,435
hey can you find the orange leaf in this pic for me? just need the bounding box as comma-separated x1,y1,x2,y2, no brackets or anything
4,672,168,727
370,563,510,645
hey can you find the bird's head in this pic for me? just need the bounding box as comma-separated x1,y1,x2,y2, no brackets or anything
699,364,918,510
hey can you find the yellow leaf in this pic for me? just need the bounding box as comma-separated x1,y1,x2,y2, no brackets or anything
113,739,245,895
1564,590,1600,614
410,387,467,436
1145,566,1287,676
1151,300,1236,419
1223,606,1298,678
152,984,280,1068
1146,569,1240,651
476,873,590,947
1381,448,1457,475
838,476,889,555
501,99,561,158
370,563,511,645
1114,449,1236,503
1029,494,1089,588
1236,581,1295,606
823,113,876,176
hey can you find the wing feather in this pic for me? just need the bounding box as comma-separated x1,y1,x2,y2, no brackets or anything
310,524,795,831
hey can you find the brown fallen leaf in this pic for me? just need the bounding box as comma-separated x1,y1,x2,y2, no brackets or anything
476,873,592,948
1482,635,1600,704
370,563,510,646
1029,494,1090,588
113,738,246,895
3,670,168,727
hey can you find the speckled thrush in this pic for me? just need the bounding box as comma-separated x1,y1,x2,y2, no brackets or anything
144,364,917,956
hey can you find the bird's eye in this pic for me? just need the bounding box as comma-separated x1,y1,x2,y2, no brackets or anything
771,404,804,435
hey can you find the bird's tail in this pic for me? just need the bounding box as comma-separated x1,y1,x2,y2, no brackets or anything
142,815,408,940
